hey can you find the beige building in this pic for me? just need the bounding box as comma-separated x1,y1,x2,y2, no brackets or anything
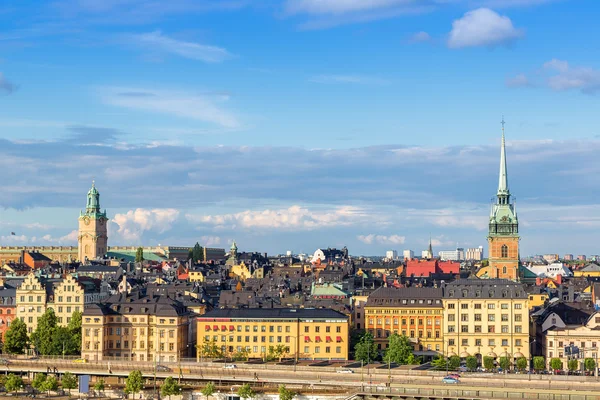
78,182,108,262
443,279,529,366
544,312,600,370
16,273,47,333
81,292,190,362
50,274,84,325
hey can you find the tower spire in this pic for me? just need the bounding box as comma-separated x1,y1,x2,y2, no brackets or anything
498,116,509,198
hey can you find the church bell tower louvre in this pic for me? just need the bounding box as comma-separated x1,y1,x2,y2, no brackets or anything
78,181,108,262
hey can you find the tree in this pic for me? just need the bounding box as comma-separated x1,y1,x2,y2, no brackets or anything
516,357,528,371
30,308,58,355
568,359,579,372
232,348,250,361
237,383,256,399
278,384,295,400
124,370,144,398
533,356,546,372
32,373,47,392
199,340,224,359
354,331,378,363
94,379,105,396
4,318,28,354
483,356,495,371
135,247,144,263
52,326,80,356
448,355,461,370
267,345,288,362
585,358,596,372
200,382,215,400
431,355,447,370
499,357,511,371
161,377,181,400
550,357,563,372
465,356,478,371
383,334,414,365
5,374,24,394
43,375,59,395
192,242,204,263
62,372,78,394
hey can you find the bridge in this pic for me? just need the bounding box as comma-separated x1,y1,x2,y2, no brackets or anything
2,358,600,400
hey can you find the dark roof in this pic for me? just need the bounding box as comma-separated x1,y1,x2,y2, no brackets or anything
366,287,443,307
77,265,120,273
199,308,348,320
83,291,188,318
27,252,52,262
443,278,527,299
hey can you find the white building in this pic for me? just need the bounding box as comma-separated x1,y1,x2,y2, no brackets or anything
403,250,414,260
385,250,398,260
438,248,464,261
465,246,484,261
525,262,573,279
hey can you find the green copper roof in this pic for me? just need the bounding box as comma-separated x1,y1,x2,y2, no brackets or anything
106,250,166,263
81,181,107,219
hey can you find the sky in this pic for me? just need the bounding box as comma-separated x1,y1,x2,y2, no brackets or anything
1,0,599,257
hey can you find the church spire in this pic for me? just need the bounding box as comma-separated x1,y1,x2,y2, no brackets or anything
498,117,509,197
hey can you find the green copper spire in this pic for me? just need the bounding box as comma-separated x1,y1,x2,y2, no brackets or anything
81,181,107,218
497,117,510,200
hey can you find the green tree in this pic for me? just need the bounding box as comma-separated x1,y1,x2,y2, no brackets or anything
383,334,414,365
32,373,47,392
516,357,528,371
267,345,289,362
568,359,579,372
499,357,511,371
448,355,461,370
68,310,82,354
94,379,105,396
192,242,204,263
43,375,59,395
62,372,78,394
431,355,447,370
232,348,250,361
200,382,215,400
199,340,224,359
550,358,563,371
30,308,58,355
52,326,80,356
237,383,256,399
161,377,181,400
124,370,144,398
5,374,24,394
4,318,28,354
465,356,478,371
135,247,145,263
481,259,489,268
584,358,596,372
278,384,295,400
354,331,378,363
533,356,546,372
483,356,495,371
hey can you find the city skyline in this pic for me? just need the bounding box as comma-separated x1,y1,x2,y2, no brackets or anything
1,1,600,255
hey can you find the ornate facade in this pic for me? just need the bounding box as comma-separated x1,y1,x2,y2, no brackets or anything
78,182,108,262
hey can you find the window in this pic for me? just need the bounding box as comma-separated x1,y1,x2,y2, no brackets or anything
489,339,495,346
461,339,468,346
461,304,468,309
448,326,455,333
515,304,522,310
304,326,309,333
474,303,482,309
304,346,309,354
461,314,468,322
501,314,508,322
488,304,495,309
515,339,522,346
501,244,508,258
515,326,522,333
501,325,509,333
514,314,522,322
325,346,330,353
448,304,455,309
488,326,495,333
336,346,341,353
315,346,320,353
501,304,508,309
488,315,495,322
502,339,508,346
448,314,455,322
474,325,482,333
474,314,482,321
315,326,320,333
449,339,455,346
475,339,482,346
461,325,468,333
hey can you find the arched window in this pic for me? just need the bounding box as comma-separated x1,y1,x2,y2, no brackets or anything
501,244,508,258
85,244,89,254
502,266,507,275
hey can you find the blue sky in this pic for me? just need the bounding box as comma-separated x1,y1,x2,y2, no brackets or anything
1,0,600,257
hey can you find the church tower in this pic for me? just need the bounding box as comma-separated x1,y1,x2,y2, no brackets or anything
487,119,520,280
78,182,108,262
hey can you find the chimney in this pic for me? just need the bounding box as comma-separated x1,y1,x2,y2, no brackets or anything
536,277,541,286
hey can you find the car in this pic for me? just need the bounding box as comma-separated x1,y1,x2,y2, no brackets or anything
223,364,237,369
442,377,459,384
156,365,171,372
73,358,87,363
337,368,354,374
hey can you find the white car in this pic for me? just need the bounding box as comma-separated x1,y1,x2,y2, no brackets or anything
224,364,237,369
337,368,354,374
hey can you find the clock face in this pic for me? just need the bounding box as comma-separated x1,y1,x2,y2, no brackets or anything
83,217,90,225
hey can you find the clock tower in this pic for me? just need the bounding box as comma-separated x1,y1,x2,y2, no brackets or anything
486,119,520,280
78,182,108,262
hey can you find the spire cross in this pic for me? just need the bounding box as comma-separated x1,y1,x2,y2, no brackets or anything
501,116,505,133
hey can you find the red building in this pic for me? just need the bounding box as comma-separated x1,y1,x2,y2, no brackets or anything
405,259,460,277
0,286,16,344
23,251,52,269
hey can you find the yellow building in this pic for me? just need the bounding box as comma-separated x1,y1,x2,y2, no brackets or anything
527,290,549,309
443,279,529,366
188,269,205,283
574,263,600,278
365,287,444,360
50,274,84,325
81,292,190,362
197,308,349,361
544,312,600,370
16,273,47,333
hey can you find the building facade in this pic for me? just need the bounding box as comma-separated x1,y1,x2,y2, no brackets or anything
16,273,47,333
78,182,108,262
465,247,484,261
365,287,443,360
197,308,349,361
544,312,600,371
443,279,529,365
403,250,414,260
50,274,84,325
438,248,465,262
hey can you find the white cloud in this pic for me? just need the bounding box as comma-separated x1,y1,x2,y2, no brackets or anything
506,73,531,88
543,59,600,94
200,235,221,246
409,31,431,43
113,208,180,241
357,234,406,245
100,87,240,129
188,205,379,231
128,31,233,63
308,74,389,85
447,8,523,49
